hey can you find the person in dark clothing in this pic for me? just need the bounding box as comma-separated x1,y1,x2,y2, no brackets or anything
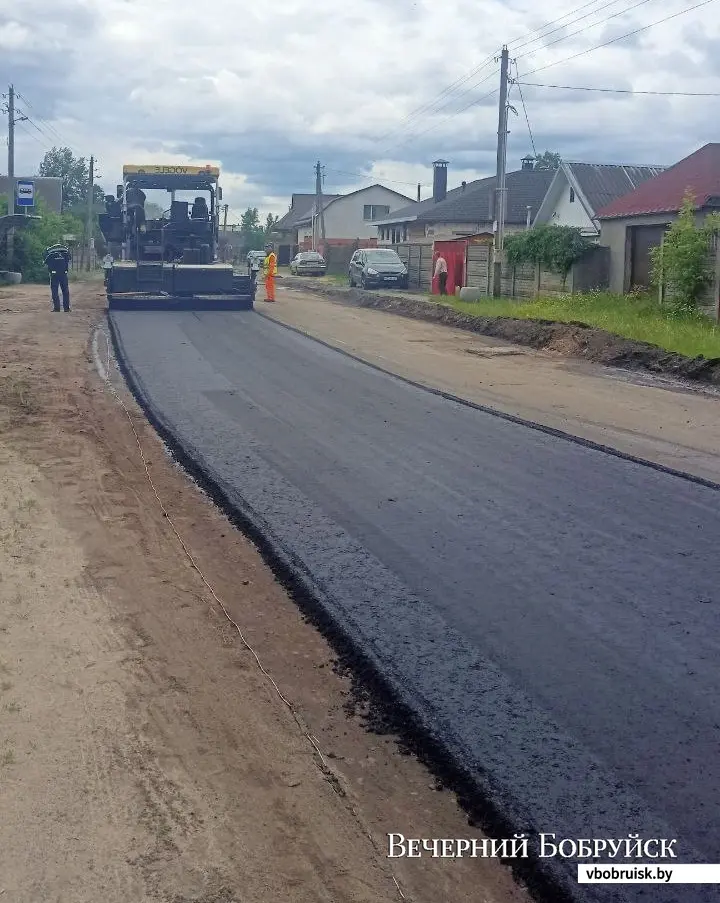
43,244,72,312
191,196,208,219
125,185,147,233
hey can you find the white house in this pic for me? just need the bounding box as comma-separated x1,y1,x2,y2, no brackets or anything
294,184,416,246
533,162,666,236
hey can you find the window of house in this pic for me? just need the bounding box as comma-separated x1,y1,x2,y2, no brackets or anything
363,204,391,220
569,188,575,203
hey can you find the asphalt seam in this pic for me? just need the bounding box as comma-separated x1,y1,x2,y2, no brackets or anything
256,307,720,492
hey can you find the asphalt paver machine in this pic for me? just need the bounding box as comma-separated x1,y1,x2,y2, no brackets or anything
99,164,254,310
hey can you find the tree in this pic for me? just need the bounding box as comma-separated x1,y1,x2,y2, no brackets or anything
264,213,280,236
239,207,266,251
37,146,103,211
533,151,562,170
650,192,720,311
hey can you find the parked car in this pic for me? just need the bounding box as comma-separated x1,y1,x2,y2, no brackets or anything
348,248,408,289
290,251,327,276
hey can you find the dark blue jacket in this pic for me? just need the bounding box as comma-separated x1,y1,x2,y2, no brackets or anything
44,247,71,274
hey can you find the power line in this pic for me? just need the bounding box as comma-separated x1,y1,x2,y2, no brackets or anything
373,55,499,145
14,120,50,149
15,90,67,146
374,0,668,156
518,0,718,77
512,65,538,158
511,0,657,56
516,80,720,96
376,68,500,158
514,0,659,62
372,0,629,145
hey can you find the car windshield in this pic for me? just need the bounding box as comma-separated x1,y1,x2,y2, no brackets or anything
365,250,401,262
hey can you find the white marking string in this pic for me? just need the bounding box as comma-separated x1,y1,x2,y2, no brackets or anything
91,323,407,901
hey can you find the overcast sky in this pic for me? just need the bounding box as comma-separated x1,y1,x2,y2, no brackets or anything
2,0,718,220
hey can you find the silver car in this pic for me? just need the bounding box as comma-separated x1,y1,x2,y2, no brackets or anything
290,251,327,276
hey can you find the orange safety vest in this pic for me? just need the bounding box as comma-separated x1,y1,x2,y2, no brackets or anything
264,252,277,277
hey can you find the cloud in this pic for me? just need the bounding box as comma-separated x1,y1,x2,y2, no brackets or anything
2,0,719,218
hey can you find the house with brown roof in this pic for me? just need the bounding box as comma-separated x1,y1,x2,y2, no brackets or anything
533,162,666,236
375,158,554,243
596,143,720,295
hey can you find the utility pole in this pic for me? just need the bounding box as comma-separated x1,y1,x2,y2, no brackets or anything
493,46,510,296
85,155,94,270
3,85,26,267
222,203,228,233
315,160,326,250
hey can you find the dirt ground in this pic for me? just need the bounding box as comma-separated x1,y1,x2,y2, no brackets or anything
263,282,720,484
0,280,530,903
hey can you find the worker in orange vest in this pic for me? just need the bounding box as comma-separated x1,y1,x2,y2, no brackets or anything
263,243,277,302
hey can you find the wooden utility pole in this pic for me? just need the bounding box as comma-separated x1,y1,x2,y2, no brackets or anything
493,46,510,295
85,155,94,270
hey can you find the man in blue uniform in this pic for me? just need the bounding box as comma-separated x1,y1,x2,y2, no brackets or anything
43,244,72,312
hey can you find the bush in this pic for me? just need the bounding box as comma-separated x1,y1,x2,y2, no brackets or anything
0,195,83,282
650,192,720,311
505,224,595,280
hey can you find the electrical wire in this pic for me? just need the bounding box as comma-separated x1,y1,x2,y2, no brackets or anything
513,65,538,158
15,90,68,146
92,325,408,902
373,0,658,145
372,53,499,145
518,0,718,77
513,0,659,62
376,70,499,158
510,0,658,55
516,81,720,96
14,121,49,149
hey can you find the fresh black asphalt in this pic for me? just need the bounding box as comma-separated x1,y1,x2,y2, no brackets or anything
111,309,720,903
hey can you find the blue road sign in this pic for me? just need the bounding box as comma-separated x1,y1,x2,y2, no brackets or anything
16,180,34,207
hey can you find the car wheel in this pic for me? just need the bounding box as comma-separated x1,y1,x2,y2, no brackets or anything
360,274,366,289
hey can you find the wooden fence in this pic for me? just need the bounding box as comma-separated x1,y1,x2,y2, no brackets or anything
388,242,610,299
391,243,433,292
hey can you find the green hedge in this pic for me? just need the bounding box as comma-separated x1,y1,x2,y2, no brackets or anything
0,195,83,282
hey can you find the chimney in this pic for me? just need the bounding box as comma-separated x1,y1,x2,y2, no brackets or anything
521,155,535,171
432,160,448,203
417,183,421,202
461,180,467,192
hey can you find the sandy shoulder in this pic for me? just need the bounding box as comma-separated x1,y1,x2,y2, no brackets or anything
0,281,528,903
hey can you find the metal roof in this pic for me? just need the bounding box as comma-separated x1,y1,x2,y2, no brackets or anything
566,163,667,215
596,144,720,219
